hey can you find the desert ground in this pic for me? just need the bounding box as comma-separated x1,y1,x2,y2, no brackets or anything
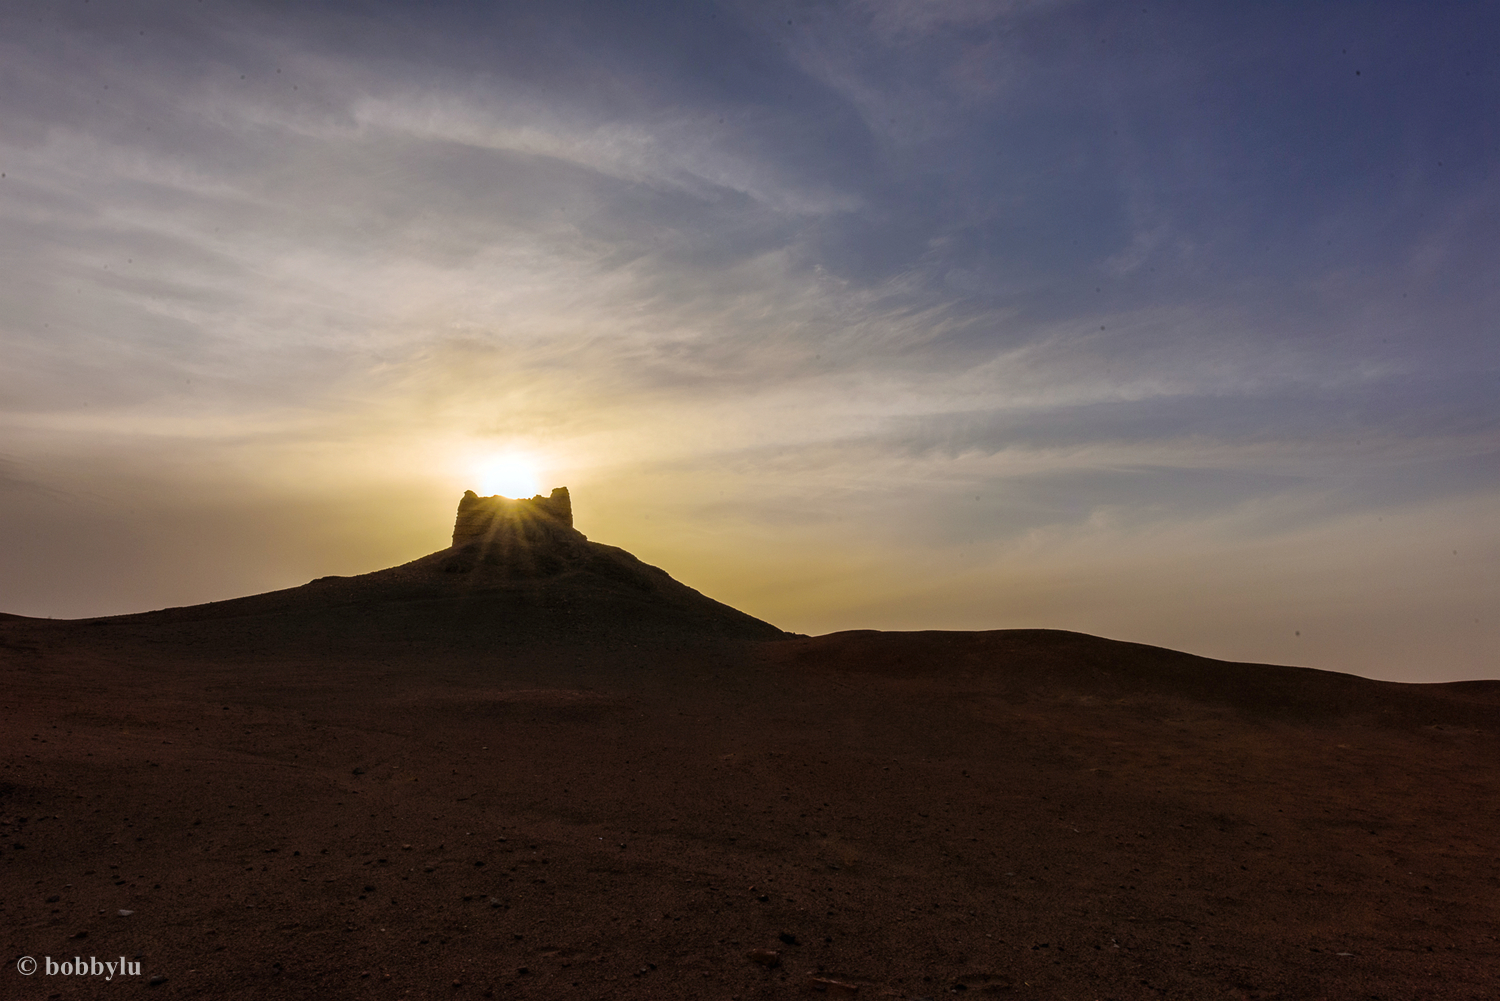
3,498,1497,1000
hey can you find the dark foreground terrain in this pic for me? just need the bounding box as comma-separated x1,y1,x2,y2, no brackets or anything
2,527,1498,1000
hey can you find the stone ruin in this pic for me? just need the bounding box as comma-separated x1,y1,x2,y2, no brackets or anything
452,486,574,546
444,487,582,576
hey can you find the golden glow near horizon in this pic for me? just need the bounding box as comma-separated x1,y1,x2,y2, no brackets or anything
473,453,543,500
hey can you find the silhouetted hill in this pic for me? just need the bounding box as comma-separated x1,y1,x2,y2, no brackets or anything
60,489,785,653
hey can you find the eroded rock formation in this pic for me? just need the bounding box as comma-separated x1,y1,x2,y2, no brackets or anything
443,486,586,577
452,487,574,545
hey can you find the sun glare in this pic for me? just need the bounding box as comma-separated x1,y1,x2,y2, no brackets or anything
475,454,543,499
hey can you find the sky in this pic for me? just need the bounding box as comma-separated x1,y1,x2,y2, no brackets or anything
1,0,1496,682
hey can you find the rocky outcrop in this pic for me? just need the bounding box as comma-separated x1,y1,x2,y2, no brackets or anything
443,487,586,577
452,487,573,545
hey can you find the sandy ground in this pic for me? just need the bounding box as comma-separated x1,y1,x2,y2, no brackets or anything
2,604,1498,1000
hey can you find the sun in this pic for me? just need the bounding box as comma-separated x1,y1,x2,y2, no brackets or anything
474,453,543,499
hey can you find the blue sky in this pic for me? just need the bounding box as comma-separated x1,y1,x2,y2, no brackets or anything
1,0,1495,680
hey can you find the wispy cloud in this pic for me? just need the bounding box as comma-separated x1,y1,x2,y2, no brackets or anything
0,0,1494,679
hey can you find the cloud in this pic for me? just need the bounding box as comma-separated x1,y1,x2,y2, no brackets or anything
0,0,1494,679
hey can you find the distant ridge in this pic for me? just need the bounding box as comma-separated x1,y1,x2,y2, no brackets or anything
769,628,1500,730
